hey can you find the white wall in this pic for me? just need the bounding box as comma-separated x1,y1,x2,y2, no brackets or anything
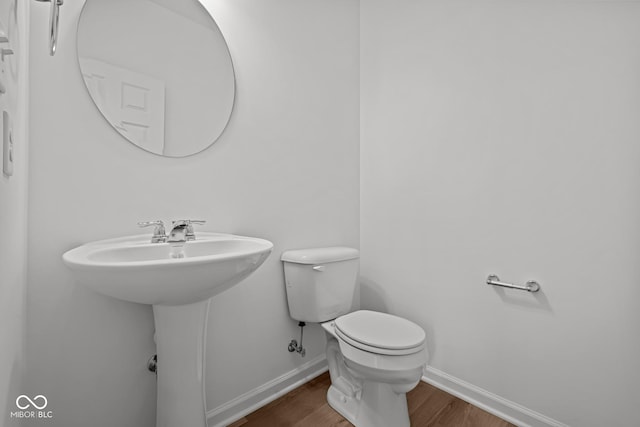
0,0,28,425
361,1,640,426
26,0,358,426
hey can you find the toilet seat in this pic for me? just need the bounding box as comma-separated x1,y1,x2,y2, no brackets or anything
334,310,426,356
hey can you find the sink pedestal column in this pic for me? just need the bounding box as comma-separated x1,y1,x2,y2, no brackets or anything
153,298,212,427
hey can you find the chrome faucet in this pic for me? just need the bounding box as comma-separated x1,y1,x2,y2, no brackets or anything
138,220,167,243
167,220,206,243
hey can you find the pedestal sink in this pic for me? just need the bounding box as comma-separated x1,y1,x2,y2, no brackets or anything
63,232,273,427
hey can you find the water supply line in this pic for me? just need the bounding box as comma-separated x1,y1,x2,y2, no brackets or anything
287,322,306,357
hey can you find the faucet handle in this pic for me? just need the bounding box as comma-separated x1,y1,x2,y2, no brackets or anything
138,220,167,243
138,219,165,228
187,220,206,239
171,219,206,227
171,219,205,225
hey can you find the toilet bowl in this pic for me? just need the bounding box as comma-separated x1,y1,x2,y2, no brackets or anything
322,311,427,427
281,247,428,427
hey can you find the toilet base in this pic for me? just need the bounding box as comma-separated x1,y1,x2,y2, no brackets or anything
322,320,425,427
327,384,359,425
327,380,410,427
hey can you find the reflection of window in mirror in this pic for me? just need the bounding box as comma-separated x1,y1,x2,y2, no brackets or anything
77,0,235,157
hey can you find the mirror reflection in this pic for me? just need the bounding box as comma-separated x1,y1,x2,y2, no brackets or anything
77,0,235,157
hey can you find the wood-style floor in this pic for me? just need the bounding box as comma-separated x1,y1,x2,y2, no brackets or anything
228,372,515,427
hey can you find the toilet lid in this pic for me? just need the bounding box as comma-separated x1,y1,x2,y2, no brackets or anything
334,310,425,353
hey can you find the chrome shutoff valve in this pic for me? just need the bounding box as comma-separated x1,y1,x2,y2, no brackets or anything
287,322,306,357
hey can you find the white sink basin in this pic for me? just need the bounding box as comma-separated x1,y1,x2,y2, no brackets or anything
63,232,273,305
63,231,273,427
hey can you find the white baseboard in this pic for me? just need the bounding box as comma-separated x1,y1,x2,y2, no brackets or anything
423,366,569,427
207,355,328,427
206,358,566,427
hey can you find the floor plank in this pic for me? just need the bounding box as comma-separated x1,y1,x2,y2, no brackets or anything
227,372,515,427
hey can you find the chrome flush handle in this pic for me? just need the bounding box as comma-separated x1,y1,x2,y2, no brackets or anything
138,220,167,243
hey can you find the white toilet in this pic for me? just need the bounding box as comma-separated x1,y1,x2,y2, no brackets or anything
281,247,428,427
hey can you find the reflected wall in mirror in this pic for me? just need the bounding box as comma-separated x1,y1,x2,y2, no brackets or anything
77,0,235,157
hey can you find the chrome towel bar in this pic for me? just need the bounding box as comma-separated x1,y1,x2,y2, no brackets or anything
486,274,540,293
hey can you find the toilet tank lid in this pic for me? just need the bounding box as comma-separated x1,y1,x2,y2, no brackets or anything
281,247,359,264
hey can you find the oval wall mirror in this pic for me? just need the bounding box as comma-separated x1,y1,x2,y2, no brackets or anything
76,0,235,157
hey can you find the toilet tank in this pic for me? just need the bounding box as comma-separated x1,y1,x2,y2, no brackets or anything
281,247,359,323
